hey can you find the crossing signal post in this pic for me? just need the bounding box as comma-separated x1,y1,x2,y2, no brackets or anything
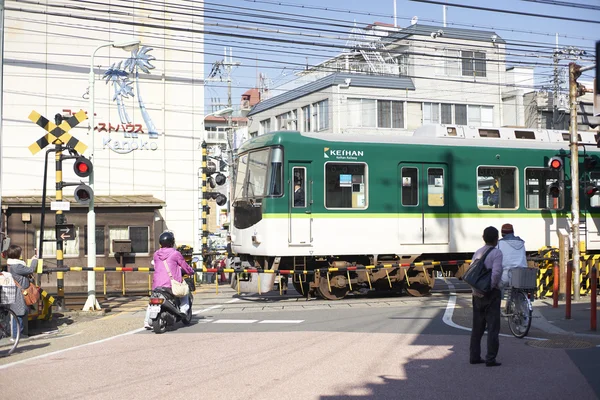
28,110,89,311
201,141,228,265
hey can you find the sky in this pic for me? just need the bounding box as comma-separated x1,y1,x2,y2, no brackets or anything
203,0,598,113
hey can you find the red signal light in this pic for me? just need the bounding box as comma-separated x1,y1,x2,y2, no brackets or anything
586,186,598,198
76,163,89,174
73,156,93,178
549,157,563,170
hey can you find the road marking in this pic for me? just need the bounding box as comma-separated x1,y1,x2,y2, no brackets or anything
258,320,304,324
443,280,546,341
0,303,227,370
213,319,258,324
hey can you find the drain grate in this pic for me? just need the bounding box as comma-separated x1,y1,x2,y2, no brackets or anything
526,339,595,349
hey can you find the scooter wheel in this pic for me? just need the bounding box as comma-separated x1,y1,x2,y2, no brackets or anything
152,312,167,334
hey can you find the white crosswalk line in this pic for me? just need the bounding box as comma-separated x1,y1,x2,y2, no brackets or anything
258,320,304,324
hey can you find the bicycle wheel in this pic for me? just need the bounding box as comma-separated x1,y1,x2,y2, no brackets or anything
0,307,21,356
507,290,532,338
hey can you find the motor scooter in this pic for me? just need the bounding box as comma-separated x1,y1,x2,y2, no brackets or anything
148,276,194,334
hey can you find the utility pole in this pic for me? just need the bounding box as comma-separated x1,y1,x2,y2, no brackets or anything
206,47,240,227
569,61,595,302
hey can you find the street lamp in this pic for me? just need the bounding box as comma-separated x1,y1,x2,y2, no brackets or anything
83,39,140,312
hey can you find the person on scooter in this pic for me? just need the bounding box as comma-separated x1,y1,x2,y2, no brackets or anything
144,231,194,329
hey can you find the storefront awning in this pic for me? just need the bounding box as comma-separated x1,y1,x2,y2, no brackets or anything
1,195,165,209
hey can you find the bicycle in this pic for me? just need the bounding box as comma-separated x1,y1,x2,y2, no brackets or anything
502,268,537,338
0,285,21,356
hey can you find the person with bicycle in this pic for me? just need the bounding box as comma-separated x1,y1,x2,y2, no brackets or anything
6,245,38,338
497,223,527,288
469,226,503,367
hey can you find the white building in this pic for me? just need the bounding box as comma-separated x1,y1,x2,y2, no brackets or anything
0,1,206,286
248,23,516,135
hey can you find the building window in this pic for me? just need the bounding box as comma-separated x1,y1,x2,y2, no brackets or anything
260,118,271,135
423,103,440,125
441,104,452,124
276,110,297,131
109,226,149,254
525,167,563,210
36,227,80,258
477,166,518,209
462,51,486,77
468,105,494,126
455,104,467,125
325,162,367,209
84,225,106,256
314,99,329,131
445,49,461,76
302,105,311,132
348,99,404,129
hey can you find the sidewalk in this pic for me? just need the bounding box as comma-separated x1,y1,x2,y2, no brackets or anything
533,297,600,338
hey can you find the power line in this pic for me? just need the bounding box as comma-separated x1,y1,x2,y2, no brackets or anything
409,0,600,25
520,0,600,11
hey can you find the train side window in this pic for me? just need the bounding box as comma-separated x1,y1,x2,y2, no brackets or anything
427,168,444,207
590,171,600,208
477,166,518,209
562,132,582,142
401,167,419,206
292,167,306,208
325,162,367,209
515,130,536,140
524,167,563,210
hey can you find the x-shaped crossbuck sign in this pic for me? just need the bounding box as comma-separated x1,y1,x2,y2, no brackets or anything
28,109,88,155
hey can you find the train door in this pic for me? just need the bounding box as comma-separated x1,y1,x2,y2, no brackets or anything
288,163,312,245
398,163,449,244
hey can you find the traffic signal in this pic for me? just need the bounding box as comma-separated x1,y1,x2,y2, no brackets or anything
548,157,563,171
204,159,227,206
73,155,93,177
584,156,598,170
74,184,93,205
586,186,598,198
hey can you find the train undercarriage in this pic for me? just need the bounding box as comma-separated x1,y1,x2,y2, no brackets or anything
232,253,470,300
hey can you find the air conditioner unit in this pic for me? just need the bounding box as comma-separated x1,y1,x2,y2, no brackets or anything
241,99,251,111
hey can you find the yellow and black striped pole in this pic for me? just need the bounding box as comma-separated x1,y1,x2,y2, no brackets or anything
55,142,66,311
201,141,209,265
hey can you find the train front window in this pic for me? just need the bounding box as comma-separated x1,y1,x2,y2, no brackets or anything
477,166,518,209
524,167,563,210
234,148,282,201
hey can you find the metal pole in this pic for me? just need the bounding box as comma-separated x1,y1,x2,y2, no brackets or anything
38,148,56,285
553,261,559,308
569,62,581,302
566,261,572,319
591,266,597,331
83,43,111,311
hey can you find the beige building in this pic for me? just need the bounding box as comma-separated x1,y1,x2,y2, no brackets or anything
0,1,206,289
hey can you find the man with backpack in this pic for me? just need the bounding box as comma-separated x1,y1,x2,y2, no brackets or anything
469,226,504,367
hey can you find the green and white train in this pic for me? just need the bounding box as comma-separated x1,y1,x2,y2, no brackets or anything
229,125,600,299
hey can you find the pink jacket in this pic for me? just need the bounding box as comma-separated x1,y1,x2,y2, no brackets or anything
152,248,194,290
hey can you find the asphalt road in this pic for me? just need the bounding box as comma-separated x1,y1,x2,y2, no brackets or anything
0,279,598,400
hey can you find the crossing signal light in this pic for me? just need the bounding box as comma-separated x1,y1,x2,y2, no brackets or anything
74,184,93,205
584,156,598,170
586,186,598,198
548,157,563,171
206,192,227,206
73,156,93,177
548,183,561,198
